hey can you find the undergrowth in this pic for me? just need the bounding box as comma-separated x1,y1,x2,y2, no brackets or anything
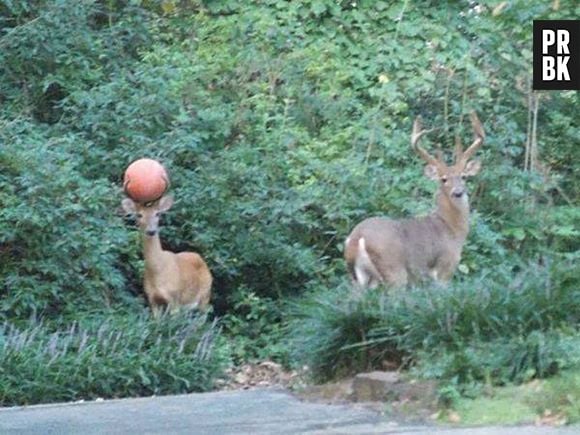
0,311,226,406
289,259,580,386
220,287,290,365
1,0,578,411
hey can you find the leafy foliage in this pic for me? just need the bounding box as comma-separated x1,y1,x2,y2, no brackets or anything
289,260,580,384
288,283,390,380
221,287,289,365
2,0,578,317
0,0,578,403
0,311,225,406
0,120,135,320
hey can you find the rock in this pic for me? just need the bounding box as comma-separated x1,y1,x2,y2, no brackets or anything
352,371,401,402
351,371,438,405
404,378,438,404
298,379,354,404
447,411,461,423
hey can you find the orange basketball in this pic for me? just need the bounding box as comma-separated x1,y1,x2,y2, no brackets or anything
123,158,169,203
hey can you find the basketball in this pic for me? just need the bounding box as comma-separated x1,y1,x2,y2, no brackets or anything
123,158,169,203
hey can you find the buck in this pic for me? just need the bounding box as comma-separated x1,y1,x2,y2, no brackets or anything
122,195,212,315
344,112,485,289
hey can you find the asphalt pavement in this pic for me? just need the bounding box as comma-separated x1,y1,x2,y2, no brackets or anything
1,388,578,435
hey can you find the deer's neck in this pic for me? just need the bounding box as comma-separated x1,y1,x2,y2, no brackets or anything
142,233,166,271
434,191,470,239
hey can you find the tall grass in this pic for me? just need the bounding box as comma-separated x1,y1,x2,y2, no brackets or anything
289,260,580,385
0,311,226,406
288,284,390,380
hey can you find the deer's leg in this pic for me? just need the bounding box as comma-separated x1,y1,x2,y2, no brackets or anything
383,268,408,288
354,264,371,288
371,255,407,288
149,293,169,318
151,304,164,318
433,253,460,283
193,283,211,310
184,299,200,312
435,269,455,283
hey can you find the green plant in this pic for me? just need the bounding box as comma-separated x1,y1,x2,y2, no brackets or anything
289,260,580,384
1,1,578,402
438,384,463,409
0,121,135,320
221,287,289,365
0,0,154,122
0,310,226,406
288,283,398,381
2,1,578,323
527,369,580,423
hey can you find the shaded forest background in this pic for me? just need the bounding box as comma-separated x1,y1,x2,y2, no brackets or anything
0,0,578,407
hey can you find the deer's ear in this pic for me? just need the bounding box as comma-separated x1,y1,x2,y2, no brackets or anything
464,160,482,176
424,164,439,181
122,198,137,214
158,195,174,212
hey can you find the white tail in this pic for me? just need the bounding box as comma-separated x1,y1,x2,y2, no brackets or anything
345,112,485,289
122,195,212,316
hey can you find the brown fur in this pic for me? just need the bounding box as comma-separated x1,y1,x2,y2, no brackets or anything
122,195,212,315
345,112,485,289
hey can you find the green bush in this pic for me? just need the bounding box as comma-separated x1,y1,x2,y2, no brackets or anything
0,310,226,406
418,331,580,388
0,0,578,399
0,0,153,122
288,282,392,381
289,260,580,384
2,1,578,321
0,120,136,320
221,287,289,365
527,369,580,424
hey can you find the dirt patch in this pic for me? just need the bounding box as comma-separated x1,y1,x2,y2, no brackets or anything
216,361,300,390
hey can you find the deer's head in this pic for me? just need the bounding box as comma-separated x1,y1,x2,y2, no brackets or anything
412,112,485,204
122,195,174,237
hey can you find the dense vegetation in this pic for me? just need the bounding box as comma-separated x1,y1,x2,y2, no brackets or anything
0,312,223,405
0,0,578,409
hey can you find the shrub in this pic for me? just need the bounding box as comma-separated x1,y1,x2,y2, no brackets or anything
289,260,580,384
527,369,580,424
0,121,136,320
2,1,578,321
1,1,578,394
221,287,289,365
418,331,580,387
0,0,154,122
288,283,395,381
0,310,226,406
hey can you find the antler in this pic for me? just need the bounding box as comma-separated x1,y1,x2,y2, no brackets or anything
411,116,438,165
456,111,485,165
454,135,463,162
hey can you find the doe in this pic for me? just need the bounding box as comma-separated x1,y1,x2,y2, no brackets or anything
122,195,212,316
344,112,485,290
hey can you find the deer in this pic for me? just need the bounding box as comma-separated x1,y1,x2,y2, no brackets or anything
344,111,485,290
121,195,212,316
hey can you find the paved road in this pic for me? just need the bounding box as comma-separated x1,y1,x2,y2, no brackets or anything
1,389,578,434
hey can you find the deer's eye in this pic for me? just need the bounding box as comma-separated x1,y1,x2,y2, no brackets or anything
136,213,143,219
441,177,448,184
461,174,467,180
